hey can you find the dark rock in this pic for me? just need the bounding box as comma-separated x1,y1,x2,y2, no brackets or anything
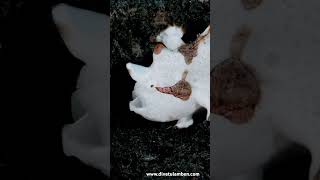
111,122,210,179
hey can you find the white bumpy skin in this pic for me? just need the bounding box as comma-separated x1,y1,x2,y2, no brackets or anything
52,3,109,176
127,26,210,128
156,25,185,51
212,1,320,180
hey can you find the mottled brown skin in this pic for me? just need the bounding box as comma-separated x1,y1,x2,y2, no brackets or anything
178,27,210,65
155,71,192,101
178,41,199,64
153,43,166,54
156,80,192,100
211,58,260,124
241,0,263,10
211,26,260,124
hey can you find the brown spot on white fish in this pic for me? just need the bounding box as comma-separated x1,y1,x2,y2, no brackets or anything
211,26,260,124
181,70,188,80
211,59,260,124
178,41,199,64
153,43,166,54
179,26,210,65
241,0,263,10
155,70,192,100
156,80,192,100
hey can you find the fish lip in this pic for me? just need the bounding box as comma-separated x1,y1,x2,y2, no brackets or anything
158,42,166,48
